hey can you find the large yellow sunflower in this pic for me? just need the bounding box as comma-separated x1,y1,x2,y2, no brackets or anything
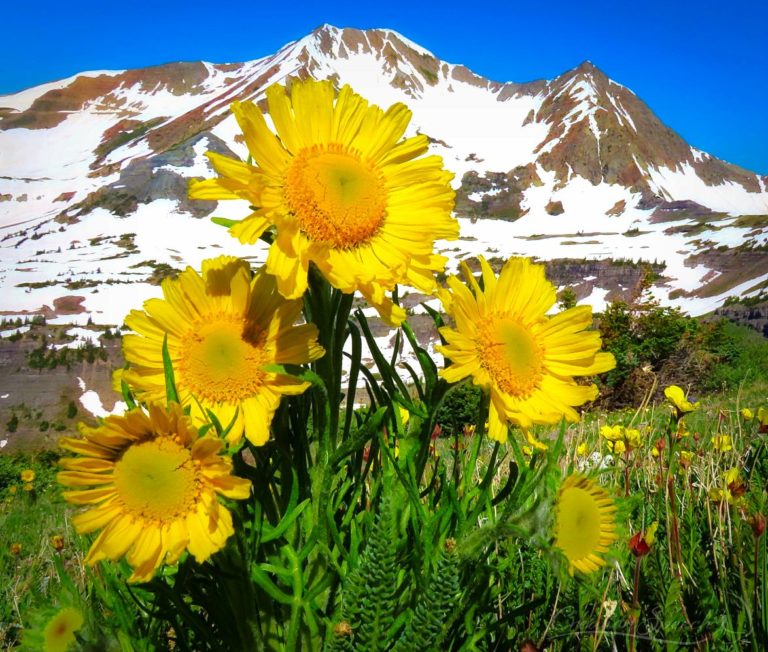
118,256,324,445
43,607,83,652
58,403,251,583
436,257,615,442
553,474,617,574
189,78,458,326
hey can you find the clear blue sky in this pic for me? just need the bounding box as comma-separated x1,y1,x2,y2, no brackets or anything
2,0,766,174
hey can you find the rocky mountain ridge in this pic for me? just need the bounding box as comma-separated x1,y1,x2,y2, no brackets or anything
0,24,767,329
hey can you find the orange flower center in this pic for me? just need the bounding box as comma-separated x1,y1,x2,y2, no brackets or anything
284,143,387,249
178,317,267,403
476,316,544,398
113,438,199,520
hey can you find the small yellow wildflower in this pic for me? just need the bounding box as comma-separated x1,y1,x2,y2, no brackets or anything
20,469,35,483
599,425,623,441
758,407,768,433
23,483,34,492
51,535,65,552
576,442,589,456
10,543,22,555
645,521,659,546
709,467,747,505
664,385,698,417
712,434,733,452
624,428,642,449
740,408,754,421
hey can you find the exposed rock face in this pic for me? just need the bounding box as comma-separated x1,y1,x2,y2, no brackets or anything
714,302,768,337
0,63,213,132
0,327,124,452
529,61,765,201
456,164,543,221
61,132,237,219
545,200,564,216
543,259,665,304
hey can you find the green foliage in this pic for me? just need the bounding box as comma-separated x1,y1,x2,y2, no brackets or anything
434,381,483,436
598,293,768,405
26,337,108,370
599,299,692,390
557,287,577,310
342,497,399,651
391,543,460,652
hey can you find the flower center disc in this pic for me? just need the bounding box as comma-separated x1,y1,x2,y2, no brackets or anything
477,318,544,398
555,487,602,562
113,439,198,520
178,318,267,403
284,144,387,249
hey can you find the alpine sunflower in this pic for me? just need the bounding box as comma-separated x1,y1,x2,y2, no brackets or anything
436,256,615,443
189,78,458,326
58,403,251,583
118,256,324,445
43,607,83,652
554,474,617,574
21,605,84,652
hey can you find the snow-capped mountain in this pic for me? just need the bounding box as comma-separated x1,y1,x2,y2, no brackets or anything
1,24,767,327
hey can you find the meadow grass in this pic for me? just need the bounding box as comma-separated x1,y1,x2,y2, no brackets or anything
1,378,766,650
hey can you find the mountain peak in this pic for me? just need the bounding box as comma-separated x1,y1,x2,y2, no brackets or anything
575,60,598,72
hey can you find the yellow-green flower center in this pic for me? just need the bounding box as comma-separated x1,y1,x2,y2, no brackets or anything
555,486,602,564
178,317,267,403
43,607,83,652
284,143,387,249
113,438,199,520
477,317,544,398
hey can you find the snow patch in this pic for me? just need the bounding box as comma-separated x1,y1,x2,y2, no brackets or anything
77,377,127,418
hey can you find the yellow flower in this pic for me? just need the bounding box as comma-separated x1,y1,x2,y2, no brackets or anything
10,542,21,555
709,467,746,505
436,257,615,442
599,424,623,441
23,483,34,492
644,521,659,547
664,385,698,416
554,474,617,574
758,407,768,432
9,485,17,495
576,442,589,456
20,469,36,483
600,424,641,454
190,79,458,326
712,434,733,452
740,408,754,421
42,606,84,652
119,256,324,445
51,535,65,552
58,403,252,583
625,428,642,449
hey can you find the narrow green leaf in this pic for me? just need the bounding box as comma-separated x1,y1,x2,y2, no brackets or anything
211,216,240,228
120,378,137,410
162,334,179,405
